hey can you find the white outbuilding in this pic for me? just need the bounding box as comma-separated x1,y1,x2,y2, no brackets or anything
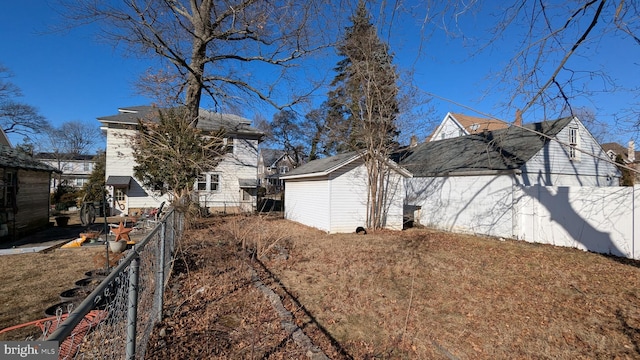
280,151,411,233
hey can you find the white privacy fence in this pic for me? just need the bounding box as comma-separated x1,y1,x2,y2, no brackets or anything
515,186,638,259
412,178,640,260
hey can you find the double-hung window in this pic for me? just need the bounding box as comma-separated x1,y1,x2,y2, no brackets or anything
196,173,220,192
568,127,579,161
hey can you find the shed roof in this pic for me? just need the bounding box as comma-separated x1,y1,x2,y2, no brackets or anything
398,117,574,177
0,145,58,172
281,151,411,180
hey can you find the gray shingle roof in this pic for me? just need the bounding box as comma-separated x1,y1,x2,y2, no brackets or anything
280,152,360,178
106,176,132,187
97,105,264,138
282,151,411,179
0,145,59,172
398,117,573,176
260,149,284,167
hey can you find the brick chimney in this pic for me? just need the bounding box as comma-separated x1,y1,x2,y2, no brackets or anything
514,109,522,126
629,140,635,163
409,135,418,148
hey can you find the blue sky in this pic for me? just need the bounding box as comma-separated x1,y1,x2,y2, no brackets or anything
1,1,638,151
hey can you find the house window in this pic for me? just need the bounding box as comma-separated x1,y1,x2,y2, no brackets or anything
568,127,579,160
115,188,125,202
196,173,220,192
84,162,90,172
197,174,207,191
224,138,234,154
279,166,289,174
210,174,220,191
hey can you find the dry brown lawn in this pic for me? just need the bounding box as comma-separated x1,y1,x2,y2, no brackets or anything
3,214,640,359
145,215,640,359
0,246,107,340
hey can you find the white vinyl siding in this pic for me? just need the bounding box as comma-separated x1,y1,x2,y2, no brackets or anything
284,157,406,233
195,138,259,210
284,178,331,232
520,118,618,186
104,128,166,211
327,160,369,233
406,174,517,238
430,115,466,142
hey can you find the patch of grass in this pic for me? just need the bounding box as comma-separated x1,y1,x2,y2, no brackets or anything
0,247,105,340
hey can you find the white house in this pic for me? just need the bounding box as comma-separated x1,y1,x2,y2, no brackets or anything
399,116,621,238
427,112,509,142
34,153,98,192
281,151,411,233
97,105,264,216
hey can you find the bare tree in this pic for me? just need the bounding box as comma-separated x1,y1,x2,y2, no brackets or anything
60,0,335,125
58,121,103,155
417,1,640,121
0,65,49,139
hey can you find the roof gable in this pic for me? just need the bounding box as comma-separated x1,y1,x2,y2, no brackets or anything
427,112,510,141
400,117,573,176
260,149,294,168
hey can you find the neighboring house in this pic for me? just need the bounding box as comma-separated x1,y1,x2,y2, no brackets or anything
34,152,98,192
601,141,640,184
281,151,411,233
399,116,620,236
0,145,58,240
426,112,510,142
257,149,298,194
0,128,12,147
98,105,264,216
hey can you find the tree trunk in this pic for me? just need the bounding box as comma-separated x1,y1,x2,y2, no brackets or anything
184,0,213,126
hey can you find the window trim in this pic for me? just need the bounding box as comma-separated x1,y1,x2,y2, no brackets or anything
568,126,580,161
195,173,221,192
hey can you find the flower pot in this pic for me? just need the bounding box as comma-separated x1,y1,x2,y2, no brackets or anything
75,277,105,289
85,269,111,278
108,240,128,253
55,216,70,227
60,288,90,302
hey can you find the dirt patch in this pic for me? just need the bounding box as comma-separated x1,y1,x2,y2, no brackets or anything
145,215,640,359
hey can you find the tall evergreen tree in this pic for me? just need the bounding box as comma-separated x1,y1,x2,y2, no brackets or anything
326,0,401,230
327,0,399,153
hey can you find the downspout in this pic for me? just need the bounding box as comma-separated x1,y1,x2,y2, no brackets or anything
512,170,522,240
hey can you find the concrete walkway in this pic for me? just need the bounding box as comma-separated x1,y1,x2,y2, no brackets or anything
0,214,143,253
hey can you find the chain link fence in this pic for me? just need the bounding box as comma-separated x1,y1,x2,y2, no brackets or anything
42,208,183,359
